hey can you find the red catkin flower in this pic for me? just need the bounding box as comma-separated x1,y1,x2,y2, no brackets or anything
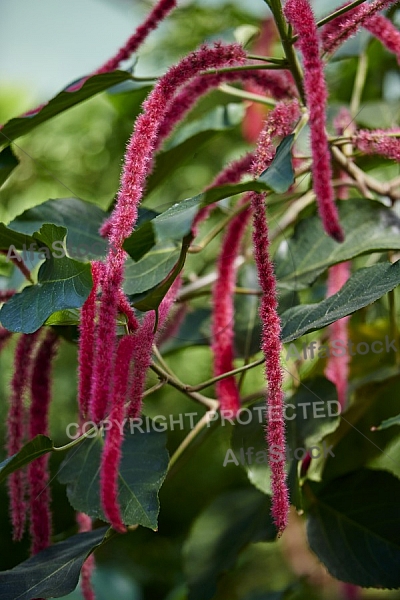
28,329,59,555
212,200,251,416
100,335,136,533
7,332,40,541
321,0,399,55
353,128,400,161
364,13,400,64
0,326,13,351
157,69,297,151
91,44,246,425
249,100,301,534
95,0,177,74
78,261,103,421
325,262,351,408
284,0,344,243
128,278,180,419
77,513,96,600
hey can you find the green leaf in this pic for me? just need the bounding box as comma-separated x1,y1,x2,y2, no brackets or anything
0,527,108,600
0,223,37,252
145,103,245,194
8,197,108,261
280,262,400,343
258,134,295,193
305,469,400,588
275,200,400,290
124,241,181,296
374,413,400,431
0,71,133,144
183,489,277,600
58,425,169,529
0,146,19,187
0,244,93,333
0,435,54,484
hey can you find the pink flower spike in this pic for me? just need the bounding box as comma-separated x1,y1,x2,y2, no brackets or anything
118,290,139,333
251,191,289,535
28,329,59,555
0,290,16,303
284,0,344,243
354,128,400,161
7,331,41,541
95,0,177,74
100,334,136,534
78,261,103,421
321,0,399,55
212,201,251,416
364,13,400,64
128,278,181,419
77,513,96,600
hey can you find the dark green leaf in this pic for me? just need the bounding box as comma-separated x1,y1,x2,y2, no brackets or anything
0,527,108,600
183,489,277,600
0,435,54,484
281,262,400,343
8,197,108,261
124,241,181,295
58,425,169,529
0,146,19,187
0,71,133,145
258,134,295,193
0,247,93,333
0,224,37,252
305,469,400,588
275,199,400,290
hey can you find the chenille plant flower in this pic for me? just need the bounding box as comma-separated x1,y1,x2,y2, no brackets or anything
1,0,400,597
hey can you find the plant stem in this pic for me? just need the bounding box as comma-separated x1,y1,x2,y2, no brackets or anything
167,407,218,470
247,54,288,65
350,51,368,117
268,0,305,103
219,83,277,108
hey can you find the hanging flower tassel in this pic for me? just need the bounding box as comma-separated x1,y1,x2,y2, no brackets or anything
212,201,252,416
28,329,59,554
353,128,400,161
77,513,96,600
7,332,41,541
321,0,399,56
249,100,302,535
100,335,136,533
284,0,344,242
90,43,246,426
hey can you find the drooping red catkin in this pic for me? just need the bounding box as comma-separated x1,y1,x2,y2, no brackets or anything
325,262,351,408
322,0,399,55
100,335,136,533
77,513,96,600
128,279,180,418
353,128,400,160
78,261,103,421
284,0,344,243
28,329,59,555
212,200,251,416
251,191,288,534
95,0,177,74
0,327,13,351
364,13,400,63
117,289,139,333
157,69,297,151
249,100,301,534
91,44,246,425
7,332,40,541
